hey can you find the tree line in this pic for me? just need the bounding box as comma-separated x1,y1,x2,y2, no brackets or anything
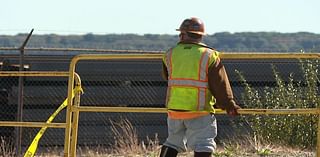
0,32,319,52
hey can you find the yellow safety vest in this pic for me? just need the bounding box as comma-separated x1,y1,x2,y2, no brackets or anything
163,43,219,112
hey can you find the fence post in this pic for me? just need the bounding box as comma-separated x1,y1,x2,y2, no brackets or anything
16,29,33,156
70,73,82,157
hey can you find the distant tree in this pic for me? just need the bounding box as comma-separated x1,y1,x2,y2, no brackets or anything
0,32,320,52
83,33,95,42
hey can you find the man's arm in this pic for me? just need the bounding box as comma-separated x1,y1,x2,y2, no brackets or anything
208,57,241,115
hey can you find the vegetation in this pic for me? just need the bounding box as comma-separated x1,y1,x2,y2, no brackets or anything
0,137,15,157
235,58,320,149
0,117,316,156
1,32,320,52
108,118,159,156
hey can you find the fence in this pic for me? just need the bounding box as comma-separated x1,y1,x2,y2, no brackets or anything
0,71,81,156
0,48,319,156
66,53,320,156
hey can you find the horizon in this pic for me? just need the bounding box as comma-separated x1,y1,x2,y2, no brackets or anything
1,31,319,36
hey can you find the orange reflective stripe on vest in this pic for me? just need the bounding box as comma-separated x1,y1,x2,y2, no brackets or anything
199,49,211,81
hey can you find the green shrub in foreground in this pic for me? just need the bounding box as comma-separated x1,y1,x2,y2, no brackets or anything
235,59,319,148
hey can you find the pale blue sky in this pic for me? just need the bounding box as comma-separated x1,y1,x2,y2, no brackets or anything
1,0,319,35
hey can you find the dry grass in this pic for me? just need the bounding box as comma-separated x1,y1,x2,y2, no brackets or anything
0,118,315,157
0,137,15,157
211,135,315,157
78,118,315,157
108,118,160,157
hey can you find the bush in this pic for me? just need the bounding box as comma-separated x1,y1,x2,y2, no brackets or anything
235,59,319,148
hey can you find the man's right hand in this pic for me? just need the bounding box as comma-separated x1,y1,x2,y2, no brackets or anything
215,100,241,116
225,102,241,116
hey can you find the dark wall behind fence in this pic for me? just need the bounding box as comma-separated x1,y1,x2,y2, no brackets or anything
0,52,317,148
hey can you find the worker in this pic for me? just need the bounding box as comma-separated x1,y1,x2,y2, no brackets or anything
160,17,241,157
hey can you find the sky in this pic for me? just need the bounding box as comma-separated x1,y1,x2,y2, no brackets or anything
1,0,320,35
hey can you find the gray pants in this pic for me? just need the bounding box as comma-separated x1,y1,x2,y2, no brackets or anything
163,114,217,153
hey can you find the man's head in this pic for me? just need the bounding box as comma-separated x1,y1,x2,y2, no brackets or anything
176,17,205,43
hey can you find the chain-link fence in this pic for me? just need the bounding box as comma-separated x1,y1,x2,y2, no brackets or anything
0,73,69,156
0,49,319,156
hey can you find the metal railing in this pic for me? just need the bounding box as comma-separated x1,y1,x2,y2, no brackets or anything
65,53,320,157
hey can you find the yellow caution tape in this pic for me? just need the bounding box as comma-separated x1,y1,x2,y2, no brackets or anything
24,86,83,157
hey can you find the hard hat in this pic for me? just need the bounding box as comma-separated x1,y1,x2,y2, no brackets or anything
176,17,205,35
